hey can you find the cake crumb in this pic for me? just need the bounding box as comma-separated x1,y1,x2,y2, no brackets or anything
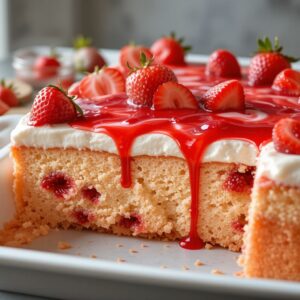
211,269,224,275
237,255,244,266
163,244,171,248
129,248,138,254
140,243,149,249
205,243,213,250
22,221,32,229
194,259,205,267
160,265,168,269
182,265,190,271
234,271,244,278
57,241,72,250
116,257,126,263
116,243,124,248
90,255,97,259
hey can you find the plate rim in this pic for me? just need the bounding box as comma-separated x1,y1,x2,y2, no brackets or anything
0,246,300,298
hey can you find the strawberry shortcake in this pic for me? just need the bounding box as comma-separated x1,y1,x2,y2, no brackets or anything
7,36,300,281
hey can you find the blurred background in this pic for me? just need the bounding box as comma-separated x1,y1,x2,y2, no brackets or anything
1,0,300,59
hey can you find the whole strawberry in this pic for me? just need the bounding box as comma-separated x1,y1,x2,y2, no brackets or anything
34,50,61,79
119,43,153,76
73,36,106,73
126,53,177,106
248,37,297,87
206,49,241,78
0,79,18,107
29,85,82,126
151,32,191,66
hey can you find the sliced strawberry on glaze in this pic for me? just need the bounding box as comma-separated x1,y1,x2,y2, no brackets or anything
79,67,125,99
272,118,300,155
153,82,198,110
272,69,300,97
29,85,83,126
206,49,241,78
0,99,9,115
202,80,245,112
119,44,153,75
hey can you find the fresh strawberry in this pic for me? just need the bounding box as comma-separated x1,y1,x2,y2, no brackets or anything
206,49,241,78
29,85,82,126
0,99,9,115
126,53,177,106
79,67,125,99
272,69,300,97
34,51,61,79
73,35,106,73
273,118,300,155
68,81,81,97
202,80,245,112
153,82,198,110
248,37,297,86
0,80,18,107
119,44,153,75
151,32,191,66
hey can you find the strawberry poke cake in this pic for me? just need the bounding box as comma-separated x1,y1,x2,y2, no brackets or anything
5,35,300,281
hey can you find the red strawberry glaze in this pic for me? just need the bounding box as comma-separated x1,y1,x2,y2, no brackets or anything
70,63,300,250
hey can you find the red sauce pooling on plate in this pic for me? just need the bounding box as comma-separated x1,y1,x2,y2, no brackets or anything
70,64,300,249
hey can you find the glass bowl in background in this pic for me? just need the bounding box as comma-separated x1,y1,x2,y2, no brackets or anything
13,46,75,90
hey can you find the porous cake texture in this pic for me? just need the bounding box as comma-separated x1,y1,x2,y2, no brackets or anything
243,177,300,280
11,146,252,251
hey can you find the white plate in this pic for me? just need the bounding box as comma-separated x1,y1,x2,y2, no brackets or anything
1,59,300,300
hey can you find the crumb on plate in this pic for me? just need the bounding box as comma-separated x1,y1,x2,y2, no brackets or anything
194,259,205,267
57,241,72,250
211,269,224,275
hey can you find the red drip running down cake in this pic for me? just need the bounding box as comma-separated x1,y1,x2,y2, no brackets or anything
7,36,300,280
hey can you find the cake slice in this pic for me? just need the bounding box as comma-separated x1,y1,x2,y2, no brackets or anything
243,119,300,280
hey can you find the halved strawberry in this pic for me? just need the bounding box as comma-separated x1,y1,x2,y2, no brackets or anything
29,85,82,126
202,80,245,112
68,81,81,97
79,67,125,99
272,69,300,97
273,118,300,155
206,49,241,78
119,44,153,75
0,99,9,115
153,82,198,110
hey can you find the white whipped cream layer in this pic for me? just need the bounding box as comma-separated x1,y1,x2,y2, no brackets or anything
257,142,300,187
11,115,258,166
